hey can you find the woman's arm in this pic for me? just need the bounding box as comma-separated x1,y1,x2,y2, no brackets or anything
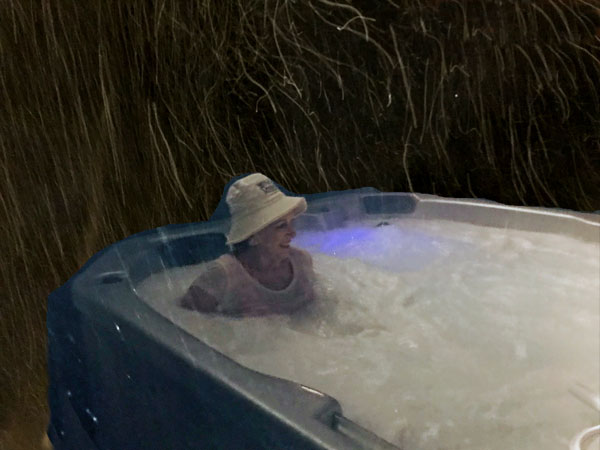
178,260,228,313
178,285,219,313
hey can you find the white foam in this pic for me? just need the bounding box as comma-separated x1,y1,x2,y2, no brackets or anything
137,218,600,450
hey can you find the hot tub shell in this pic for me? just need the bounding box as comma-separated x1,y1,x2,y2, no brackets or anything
47,187,599,450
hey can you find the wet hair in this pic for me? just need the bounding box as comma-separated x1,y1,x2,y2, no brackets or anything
229,237,252,256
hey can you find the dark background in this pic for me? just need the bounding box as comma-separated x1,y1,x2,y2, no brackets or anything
1,1,599,448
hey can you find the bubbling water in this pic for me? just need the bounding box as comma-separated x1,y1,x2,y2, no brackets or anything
138,218,600,450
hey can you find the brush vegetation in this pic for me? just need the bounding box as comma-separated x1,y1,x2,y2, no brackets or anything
1,0,599,447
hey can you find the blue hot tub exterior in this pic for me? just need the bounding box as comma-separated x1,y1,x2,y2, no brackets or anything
46,181,403,450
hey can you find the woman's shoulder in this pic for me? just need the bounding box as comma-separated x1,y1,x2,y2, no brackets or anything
290,246,313,268
179,257,230,312
190,256,230,285
290,246,309,258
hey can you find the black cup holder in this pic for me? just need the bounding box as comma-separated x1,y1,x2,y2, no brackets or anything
98,271,127,284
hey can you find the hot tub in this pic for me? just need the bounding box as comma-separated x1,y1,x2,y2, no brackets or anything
47,188,599,450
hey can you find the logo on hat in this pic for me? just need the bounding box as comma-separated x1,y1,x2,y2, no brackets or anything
257,180,277,195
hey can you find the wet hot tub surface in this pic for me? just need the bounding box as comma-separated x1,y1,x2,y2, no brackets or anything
136,217,600,450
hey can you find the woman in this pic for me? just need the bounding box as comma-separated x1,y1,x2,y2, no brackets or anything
178,173,316,317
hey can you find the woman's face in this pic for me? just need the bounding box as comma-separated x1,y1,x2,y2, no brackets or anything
254,211,297,257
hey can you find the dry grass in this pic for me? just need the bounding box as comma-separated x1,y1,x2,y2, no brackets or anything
1,0,599,447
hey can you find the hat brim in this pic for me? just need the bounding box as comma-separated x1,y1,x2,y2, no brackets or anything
226,196,307,246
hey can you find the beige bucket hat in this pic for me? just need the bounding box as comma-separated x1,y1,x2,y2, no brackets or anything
225,173,307,246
